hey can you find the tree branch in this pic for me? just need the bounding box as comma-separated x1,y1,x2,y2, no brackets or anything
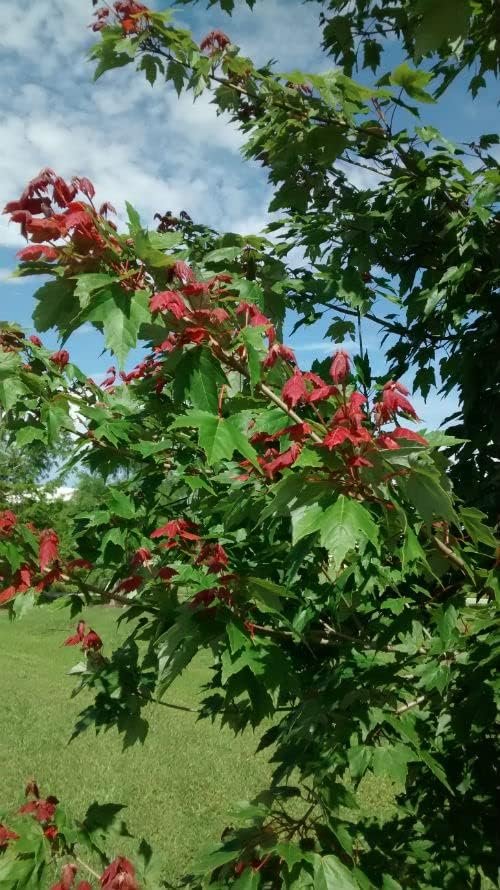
431,536,466,572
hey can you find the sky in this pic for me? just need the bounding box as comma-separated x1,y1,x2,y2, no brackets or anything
0,0,495,429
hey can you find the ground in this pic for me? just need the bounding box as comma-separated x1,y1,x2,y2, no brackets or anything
0,604,395,884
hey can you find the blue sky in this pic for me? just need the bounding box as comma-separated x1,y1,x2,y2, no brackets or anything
0,0,495,428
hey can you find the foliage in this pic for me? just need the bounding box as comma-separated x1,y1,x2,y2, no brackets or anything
0,1,499,888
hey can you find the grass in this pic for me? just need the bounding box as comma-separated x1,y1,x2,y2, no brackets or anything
0,605,396,884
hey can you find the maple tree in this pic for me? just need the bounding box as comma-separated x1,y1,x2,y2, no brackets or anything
0,1,499,888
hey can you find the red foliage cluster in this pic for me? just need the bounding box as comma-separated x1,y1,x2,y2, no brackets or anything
131,547,151,566
91,1,151,34
64,621,103,652
50,349,70,370
375,380,419,423
51,864,80,890
0,823,19,849
150,518,200,544
0,510,88,605
19,781,59,842
200,29,231,54
0,565,33,605
39,528,60,572
100,856,139,889
4,169,103,250
0,510,17,535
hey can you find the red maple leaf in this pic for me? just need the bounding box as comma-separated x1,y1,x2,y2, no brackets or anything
149,290,188,318
158,566,178,581
100,856,138,890
151,519,200,541
49,862,78,890
390,427,428,445
171,260,195,284
329,349,350,384
72,177,96,200
82,629,103,651
274,422,311,443
376,382,418,423
17,244,58,262
262,443,301,478
236,302,272,329
131,547,151,566
25,217,63,242
0,510,16,535
307,383,338,404
377,434,400,450
39,529,59,572
64,621,87,647
117,575,142,593
0,586,17,605
50,350,70,369
52,177,77,208
196,543,229,573
282,371,307,408
262,342,296,369
200,29,231,53
0,823,19,849
20,796,58,823
322,427,359,449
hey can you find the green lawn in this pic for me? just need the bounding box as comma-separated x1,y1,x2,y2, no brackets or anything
0,605,395,884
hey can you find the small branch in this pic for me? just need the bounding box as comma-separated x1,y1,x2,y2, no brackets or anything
258,382,324,444
75,578,160,613
395,695,425,715
431,536,466,572
76,856,101,881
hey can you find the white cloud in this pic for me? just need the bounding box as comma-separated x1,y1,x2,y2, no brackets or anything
292,340,353,353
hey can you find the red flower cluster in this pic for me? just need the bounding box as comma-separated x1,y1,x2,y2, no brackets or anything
323,391,371,449
50,863,92,890
64,621,103,652
19,781,59,841
131,547,151,566
100,856,139,890
50,350,70,370
282,370,339,409
3,169,108,259
0,565,33,605
200,29,231,53
375,380,419,424
148,270,234,353
18,244,58,262
0,823,19,849
91,1,151,34
150,518,200,544
0,510,16,535
0,515,97,607
262,341,296,369
330,349,350,384
196,542,229,574
39,528,60,572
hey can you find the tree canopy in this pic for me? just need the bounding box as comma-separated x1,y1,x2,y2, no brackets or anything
0,2,498,888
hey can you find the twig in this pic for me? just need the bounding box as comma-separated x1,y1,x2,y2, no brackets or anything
258,382,325,444
76,856,101,880
395,695,425,715
431,536,466,572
